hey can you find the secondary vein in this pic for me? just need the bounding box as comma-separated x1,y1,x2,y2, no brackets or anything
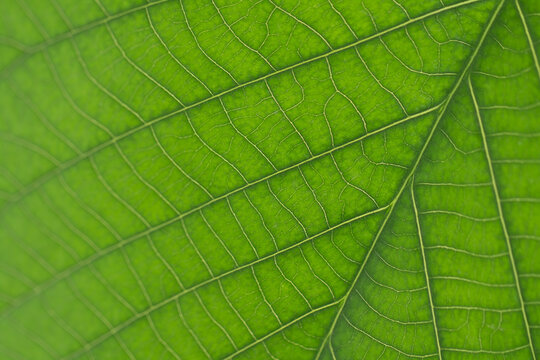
1,0,483,210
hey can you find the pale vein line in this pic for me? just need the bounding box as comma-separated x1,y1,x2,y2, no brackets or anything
251,266,282,326
342,316,437,358
443,344,530,354
419,210,499,222
210,0,276,71
354,288,432,325
469,75,536,359
424,245,508,259
435,305,521,313
266,0,332,49
144,6,213,95
411,180,442,359
366,271,427,293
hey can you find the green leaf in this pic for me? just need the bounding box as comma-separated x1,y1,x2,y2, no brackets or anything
0,0,539,358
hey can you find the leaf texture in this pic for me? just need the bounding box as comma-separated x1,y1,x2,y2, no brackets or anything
0,0,539,359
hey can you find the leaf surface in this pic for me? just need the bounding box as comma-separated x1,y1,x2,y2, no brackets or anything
0,0,539,359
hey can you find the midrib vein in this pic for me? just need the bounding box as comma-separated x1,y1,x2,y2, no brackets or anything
514,0,540,80
313,1,506,357
1,0,484,210
469,75,537,359
412,180,442,359
0,105,436,320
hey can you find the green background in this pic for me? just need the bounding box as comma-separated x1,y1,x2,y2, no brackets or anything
0,0,539,358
